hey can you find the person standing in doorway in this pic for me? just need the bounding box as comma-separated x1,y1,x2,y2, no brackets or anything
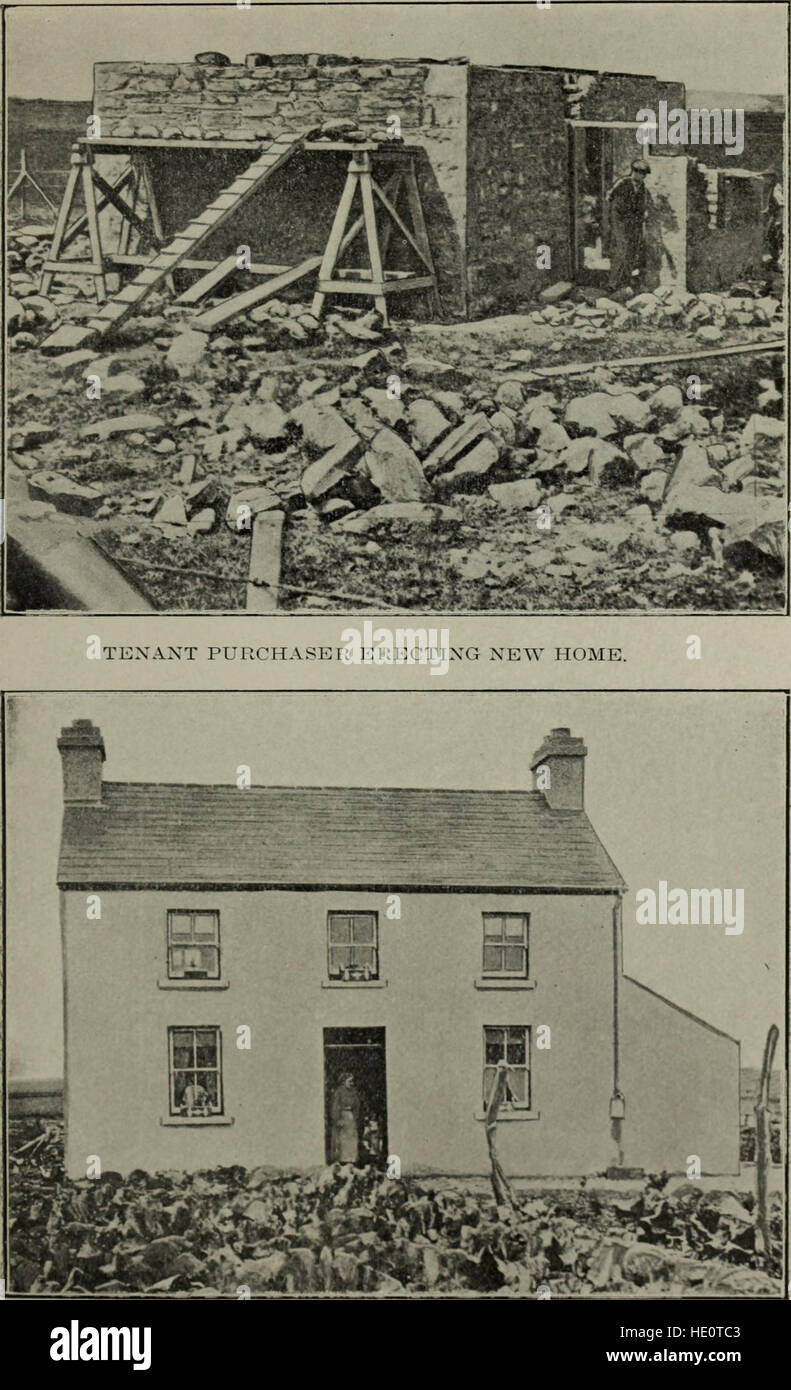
330,1073,361,1163
606,159,650,292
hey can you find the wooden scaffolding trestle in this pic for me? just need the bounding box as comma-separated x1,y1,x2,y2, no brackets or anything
40,132,308,352
39,135,441,353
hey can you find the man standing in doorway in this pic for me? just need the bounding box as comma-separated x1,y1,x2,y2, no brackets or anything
606,159,650,292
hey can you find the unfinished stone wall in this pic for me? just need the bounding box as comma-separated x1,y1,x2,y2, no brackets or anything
463,67,688,314
465,67,570,314
93,55,468,315
686,162,764,290
573,71,686,126
689,112,784,172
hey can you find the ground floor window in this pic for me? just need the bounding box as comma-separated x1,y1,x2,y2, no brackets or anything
168,1026,223,1116
483,1025,531,1109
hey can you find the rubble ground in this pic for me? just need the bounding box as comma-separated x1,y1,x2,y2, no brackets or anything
9,1120,783,1297
8,225,786,612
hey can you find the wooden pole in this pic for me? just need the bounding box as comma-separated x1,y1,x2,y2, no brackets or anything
80,149,107,302
484,1063,519,1210
358,153,388,322
755,1022,779,1258
39,145,83,296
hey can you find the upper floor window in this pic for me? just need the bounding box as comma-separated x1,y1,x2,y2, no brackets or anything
167,910,220,980
169,1026,223,1116
327,911,379,981
482,913,529,978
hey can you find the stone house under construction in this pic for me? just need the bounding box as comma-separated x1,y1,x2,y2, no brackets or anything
56,719,740,1179
42,53,781,333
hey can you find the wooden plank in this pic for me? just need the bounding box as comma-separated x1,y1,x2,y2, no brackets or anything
520,339,786,380
310,166,359,320
317,275,435,295
109,253,290,275
195,182,385,332
138,159,173,295
41,260,106,276
176,252,241,304
89,167,150,240
78,137,262,150
38,323,98,353
81,159,107,302
317,279,387,295
376,172,403,267
371,176,431,269
402,161,442,318
379,276,436,293
116,167,139,257
115,284,151,302
209,193,245,210
40,131,307,349
39,154,81,296
359,161,388,321
246,511,285,612
59,166,135,253
191,255,322,331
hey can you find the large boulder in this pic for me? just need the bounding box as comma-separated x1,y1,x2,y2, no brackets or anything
366,428,430,502
27,470,104,516
166,330,209,377
407,398,452,452
488,479,542,510
564,392,618,438
291,402,360,453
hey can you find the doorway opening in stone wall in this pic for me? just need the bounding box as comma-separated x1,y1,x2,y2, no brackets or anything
569,122,649,285
324,1027,388,1167
572,126,615,280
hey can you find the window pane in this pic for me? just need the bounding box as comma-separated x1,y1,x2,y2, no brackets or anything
329,915,351,943
193,914,218,942
352,945,375,969
352,915,375,944
329,946,352,973
197,1073,219,1105
504,945,525,973
170,946,185,970
174,1072,196,1105
506,1032,526,1065
483,944,503,972
194,945,217,975
195,1032,218,1067
485,1029,504,1064
170,915,193,943
505,916,526,940
172,1030,194,1064
483,915,503,939
507,1068,528,1103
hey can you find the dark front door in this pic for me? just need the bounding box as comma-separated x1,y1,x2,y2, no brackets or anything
324,1027,387,1167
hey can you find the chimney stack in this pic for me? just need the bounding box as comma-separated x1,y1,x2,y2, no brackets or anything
57,720,105,806
530,727,587,810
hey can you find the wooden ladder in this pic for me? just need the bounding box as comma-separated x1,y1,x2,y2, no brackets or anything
40,132,305,353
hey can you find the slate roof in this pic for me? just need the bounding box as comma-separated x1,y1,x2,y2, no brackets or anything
57,782,624,891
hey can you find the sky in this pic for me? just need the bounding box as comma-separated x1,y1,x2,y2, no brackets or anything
5,2,788,100
5,690,786,1078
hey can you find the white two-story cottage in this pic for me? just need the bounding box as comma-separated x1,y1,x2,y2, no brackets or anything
56,719,739,1178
